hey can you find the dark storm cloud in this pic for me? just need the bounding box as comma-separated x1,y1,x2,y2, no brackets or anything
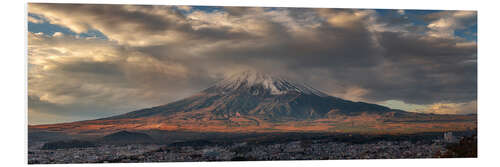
364,32,476,104
192,9,382,69
27,4,477,123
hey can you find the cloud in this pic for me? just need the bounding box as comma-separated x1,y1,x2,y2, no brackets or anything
176,6,192,11
360,31,477,104
52,32,63,37
27,4,477,123
29,4,191,46
28,96,110,125
28,4,260,46
397,9,405,15
28,15,45,24
28,32,206,123
426,11,477,38
415,100,477,115
317,8,374,29
378,100,476,115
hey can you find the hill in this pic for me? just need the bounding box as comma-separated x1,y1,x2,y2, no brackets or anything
100,131,154,144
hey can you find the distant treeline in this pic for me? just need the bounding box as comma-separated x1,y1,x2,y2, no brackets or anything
164,130,477,149
41,140,97,150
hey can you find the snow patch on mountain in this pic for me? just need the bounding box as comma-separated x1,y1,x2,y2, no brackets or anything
214,70,329,97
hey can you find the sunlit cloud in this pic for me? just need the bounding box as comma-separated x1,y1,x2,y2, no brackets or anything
426,11,476,38
416,101,477,115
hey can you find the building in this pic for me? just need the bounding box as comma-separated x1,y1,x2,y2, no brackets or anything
444,132,458,143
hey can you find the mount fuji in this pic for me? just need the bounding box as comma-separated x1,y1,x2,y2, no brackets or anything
108,71,400,121
29,71,476,135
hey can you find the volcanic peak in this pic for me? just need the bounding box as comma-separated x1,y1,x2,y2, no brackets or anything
212,71,328,97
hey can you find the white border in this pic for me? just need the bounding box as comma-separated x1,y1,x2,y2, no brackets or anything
2,0,498,167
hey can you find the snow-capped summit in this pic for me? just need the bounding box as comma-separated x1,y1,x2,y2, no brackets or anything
212,70,328,97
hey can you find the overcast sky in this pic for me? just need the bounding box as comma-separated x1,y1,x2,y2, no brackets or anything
27,3,477,125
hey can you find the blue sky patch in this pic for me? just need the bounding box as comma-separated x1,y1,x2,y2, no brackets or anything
28,13,108,40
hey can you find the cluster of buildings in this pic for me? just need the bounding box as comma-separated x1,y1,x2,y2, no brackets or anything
129,140,448,162
28,144,162,164
28,140,449,163
28,132,466,164
443,132,459,143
